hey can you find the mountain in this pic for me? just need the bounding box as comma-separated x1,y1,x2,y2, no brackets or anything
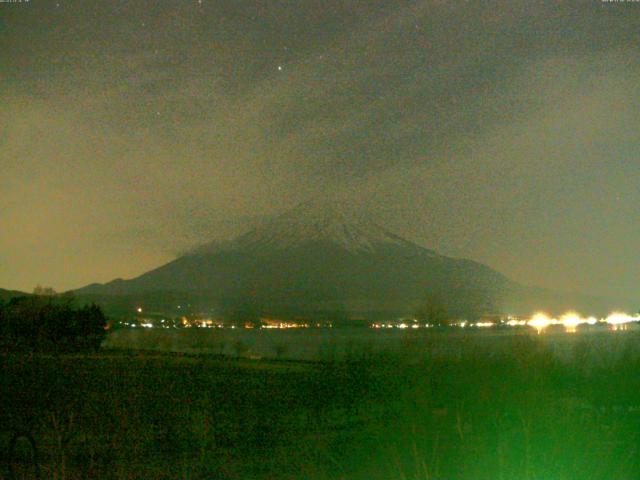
0,288,30,302
75,202,509,319
193,202,431,256
74,201,629,320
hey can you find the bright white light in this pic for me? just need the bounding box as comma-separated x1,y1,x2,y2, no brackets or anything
507,319,525,326
475,322,494,328
560,312,581,326
136,307,142,313
528,313,552,332
606,312,640,325
559,312,586,333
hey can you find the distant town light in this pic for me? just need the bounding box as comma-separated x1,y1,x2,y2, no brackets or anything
475,322,494,328
559,312,584,332
528,313,552,333
606,312,640,326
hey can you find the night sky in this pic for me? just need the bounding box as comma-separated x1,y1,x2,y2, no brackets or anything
1,1,639,300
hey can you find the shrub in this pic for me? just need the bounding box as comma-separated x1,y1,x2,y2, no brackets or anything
0,295,107,352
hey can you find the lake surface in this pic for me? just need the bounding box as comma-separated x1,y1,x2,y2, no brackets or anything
104,324,640,363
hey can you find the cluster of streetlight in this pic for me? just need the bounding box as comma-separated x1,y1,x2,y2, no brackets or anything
508,312,640,333
131,306,639,333
371,311,640,333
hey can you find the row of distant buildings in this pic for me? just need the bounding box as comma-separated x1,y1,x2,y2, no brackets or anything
115,310,640,332
117,313,334,330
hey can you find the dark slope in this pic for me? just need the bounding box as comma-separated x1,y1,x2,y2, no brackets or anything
0,288,30,302
77,239,511,318
75,202,631,318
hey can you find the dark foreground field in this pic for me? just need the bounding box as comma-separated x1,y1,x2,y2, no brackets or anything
2,333,640,479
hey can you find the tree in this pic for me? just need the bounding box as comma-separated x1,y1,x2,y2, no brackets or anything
222,297,263,327
33,285,57,296
0,298,5,341
0,295,107,352
73,303,108,350
415,293,449,326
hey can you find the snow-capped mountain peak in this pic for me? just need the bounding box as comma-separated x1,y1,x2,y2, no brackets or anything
195,200,429,255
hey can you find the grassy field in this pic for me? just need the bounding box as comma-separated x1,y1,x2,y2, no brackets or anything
2,332,640,479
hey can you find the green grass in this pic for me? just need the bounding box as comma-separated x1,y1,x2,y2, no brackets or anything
2,333,640,479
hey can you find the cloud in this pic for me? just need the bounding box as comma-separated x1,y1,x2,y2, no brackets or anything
1,1,638,297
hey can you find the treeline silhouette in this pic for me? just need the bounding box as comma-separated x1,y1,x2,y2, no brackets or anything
0,292,107,352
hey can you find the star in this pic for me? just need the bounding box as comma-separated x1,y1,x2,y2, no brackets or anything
277,65,283,72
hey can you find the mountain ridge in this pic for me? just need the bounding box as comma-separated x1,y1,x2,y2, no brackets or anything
0,288,30,302
192,200,435,256
73,201,510,318
74,201,632,319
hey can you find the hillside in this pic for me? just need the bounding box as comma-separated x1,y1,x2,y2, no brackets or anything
0,288,29,302
75,202,631,319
